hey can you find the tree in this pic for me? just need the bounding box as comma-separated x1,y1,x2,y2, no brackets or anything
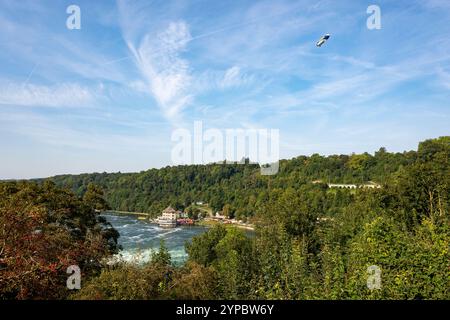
214,228,254,299
346,216,449,299
222,204,232,218
186,206,200,220
24,136,450,300
83,183,110,211
0,181,118,299
151,240,172,266
185,225,227,266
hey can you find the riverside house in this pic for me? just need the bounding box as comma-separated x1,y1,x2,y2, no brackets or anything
157,206,179,228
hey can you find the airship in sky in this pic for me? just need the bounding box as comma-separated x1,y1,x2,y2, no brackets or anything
316,34,330,47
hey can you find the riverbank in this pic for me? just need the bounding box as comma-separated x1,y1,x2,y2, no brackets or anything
197,218,255,231
105,210,255,231
107,210,152,216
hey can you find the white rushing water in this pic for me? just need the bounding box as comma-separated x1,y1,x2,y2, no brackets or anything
102,212,208,265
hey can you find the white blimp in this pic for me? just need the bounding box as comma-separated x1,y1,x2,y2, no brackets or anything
316,34,330,47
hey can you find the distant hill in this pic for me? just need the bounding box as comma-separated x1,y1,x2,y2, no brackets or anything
43,137,447,219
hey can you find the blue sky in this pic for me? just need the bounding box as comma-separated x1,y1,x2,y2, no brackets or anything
0,0,449,179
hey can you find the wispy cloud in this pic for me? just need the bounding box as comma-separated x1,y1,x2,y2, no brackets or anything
126,21,193,121
1,0,450,178
0,82,95,108
118,0,194,122
219,66,255,89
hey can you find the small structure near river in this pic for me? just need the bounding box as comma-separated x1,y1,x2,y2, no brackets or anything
157,206,194,227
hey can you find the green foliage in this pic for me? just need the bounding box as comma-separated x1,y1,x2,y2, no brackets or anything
72,262,172,300
185,224,228,266
73,261,218,300
5,136,449,300
0,181,119,299
346,216,450,299
151,240,172,266
45,141,417,217
83,183,110,211
213,228,254,299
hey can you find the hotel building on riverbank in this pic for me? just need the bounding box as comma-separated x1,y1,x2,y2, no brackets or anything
157,206,180,227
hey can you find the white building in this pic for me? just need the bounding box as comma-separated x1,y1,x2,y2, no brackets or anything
157,206,179,227
327,182,381,189
328,183,358,189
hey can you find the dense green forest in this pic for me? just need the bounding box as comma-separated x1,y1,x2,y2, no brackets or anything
1,136,449,299
73,136,449,300
48,141,419,220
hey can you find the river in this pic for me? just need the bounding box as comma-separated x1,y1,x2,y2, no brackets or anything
102,212,209,265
